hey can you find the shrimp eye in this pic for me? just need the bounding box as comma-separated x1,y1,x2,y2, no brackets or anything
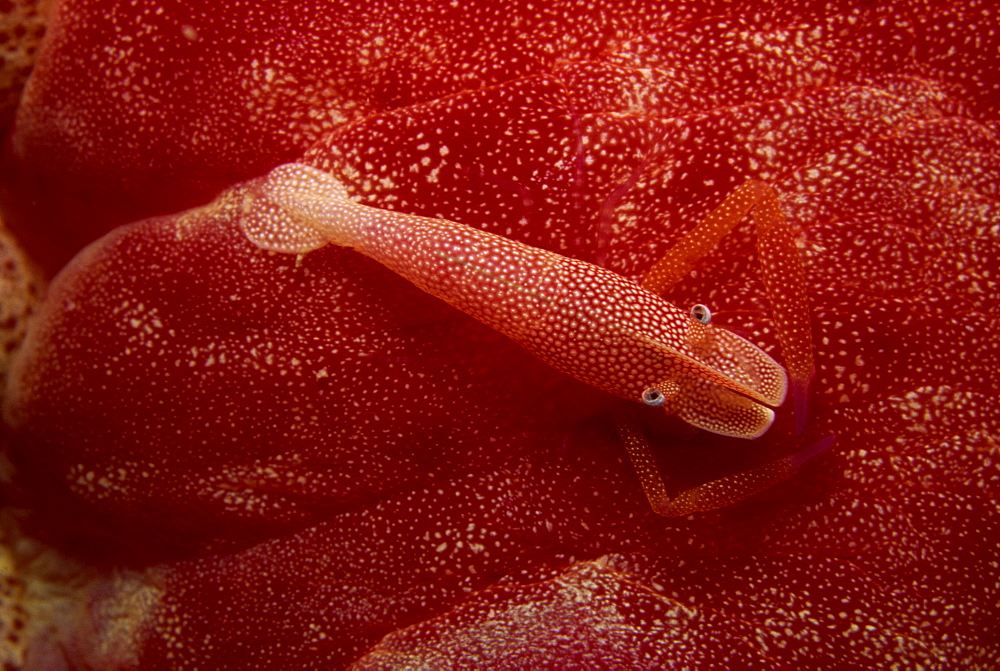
642,388,666,406
690,304,712,324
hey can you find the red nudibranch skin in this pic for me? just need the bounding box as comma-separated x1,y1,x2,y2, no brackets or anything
1,0,999,669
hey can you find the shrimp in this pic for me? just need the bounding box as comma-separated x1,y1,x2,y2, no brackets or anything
241,163,827,516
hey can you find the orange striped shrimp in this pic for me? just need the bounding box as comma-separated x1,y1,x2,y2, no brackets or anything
241,163,826,517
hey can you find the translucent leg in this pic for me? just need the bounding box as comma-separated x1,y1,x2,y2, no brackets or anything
614,409,834,517
641,181,815,432
749,182,814,433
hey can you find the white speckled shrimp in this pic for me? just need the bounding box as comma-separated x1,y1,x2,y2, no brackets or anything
241,163,824,516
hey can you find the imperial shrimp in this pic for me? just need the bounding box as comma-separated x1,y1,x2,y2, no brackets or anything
240,163,829,517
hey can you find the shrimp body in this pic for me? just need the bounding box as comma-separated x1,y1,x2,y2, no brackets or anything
242,163,788,439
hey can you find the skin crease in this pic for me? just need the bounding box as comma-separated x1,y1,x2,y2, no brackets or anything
1,0,999,668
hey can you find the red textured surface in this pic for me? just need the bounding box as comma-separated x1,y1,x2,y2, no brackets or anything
2,0,998,668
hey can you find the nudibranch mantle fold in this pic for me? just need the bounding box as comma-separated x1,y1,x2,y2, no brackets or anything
240,162,787,439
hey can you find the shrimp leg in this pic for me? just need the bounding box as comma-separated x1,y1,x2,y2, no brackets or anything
617,408,833,516
644,180,814,429
615,181,821,516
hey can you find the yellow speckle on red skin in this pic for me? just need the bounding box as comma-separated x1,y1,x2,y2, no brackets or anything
2,0,998,667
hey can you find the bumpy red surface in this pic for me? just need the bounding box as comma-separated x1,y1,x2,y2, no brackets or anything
2,0,998,668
